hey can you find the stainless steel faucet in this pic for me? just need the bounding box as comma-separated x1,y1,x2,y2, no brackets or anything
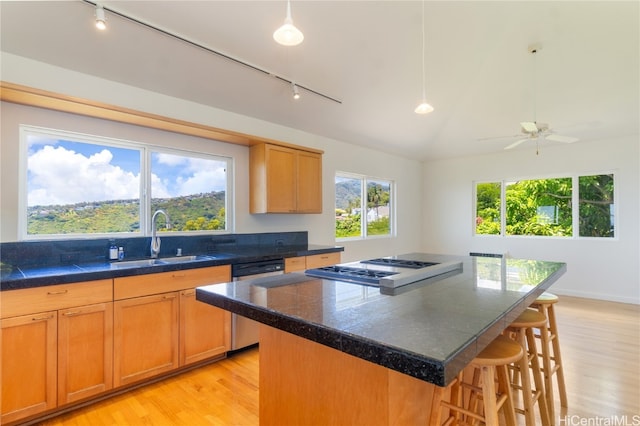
150,209,171,258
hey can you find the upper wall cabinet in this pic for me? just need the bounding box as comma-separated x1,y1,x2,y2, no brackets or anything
250,143,323,214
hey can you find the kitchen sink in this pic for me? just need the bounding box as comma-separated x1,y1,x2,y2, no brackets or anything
110,259,165,269
110,255,219,269
157,255,214,264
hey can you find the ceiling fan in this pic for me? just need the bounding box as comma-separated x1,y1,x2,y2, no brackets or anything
482,45,580,152
503,121,579,150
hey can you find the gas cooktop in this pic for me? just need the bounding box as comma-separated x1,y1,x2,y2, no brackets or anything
305,258,464,288
304,265,397,286
360,258,439,269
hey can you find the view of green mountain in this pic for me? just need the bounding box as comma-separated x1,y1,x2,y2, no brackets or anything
27,192,226,235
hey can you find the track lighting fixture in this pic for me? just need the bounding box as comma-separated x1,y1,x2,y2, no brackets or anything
415,0,434,114
95,4,107,30
81,0,340,104
273,0,304,46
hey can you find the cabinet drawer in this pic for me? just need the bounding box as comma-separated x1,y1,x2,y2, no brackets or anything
305,252,341,269
285,256,307,273
1,280,113,319
114,265,231,300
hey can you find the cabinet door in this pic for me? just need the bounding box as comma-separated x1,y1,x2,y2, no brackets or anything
58,302,113,404
1,311,57,424
113,293,179,387
265,144,297,212
296,151,322,213
179,289,231,365
306,252,342,269
285,256,307,273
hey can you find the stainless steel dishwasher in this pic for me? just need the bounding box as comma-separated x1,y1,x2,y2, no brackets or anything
231,258,285,351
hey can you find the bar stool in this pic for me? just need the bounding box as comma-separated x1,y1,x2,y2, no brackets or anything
530,292,568,420
507,309,551,426
429,334,523,426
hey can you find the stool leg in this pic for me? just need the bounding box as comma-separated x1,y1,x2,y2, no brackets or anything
480,365,499,426
497,363,517,426
538,305,556,422
526,327,551,426
429,385,445,426
547,304,568,408
514,327,537,426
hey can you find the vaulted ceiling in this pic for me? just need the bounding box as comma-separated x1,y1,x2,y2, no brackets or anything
1,1,638,160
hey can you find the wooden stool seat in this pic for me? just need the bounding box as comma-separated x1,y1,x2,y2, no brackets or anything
531,292,568,422
507,309,551,426
430,335,523,426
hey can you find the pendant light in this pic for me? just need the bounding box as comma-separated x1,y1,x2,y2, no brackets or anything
273,0,304,46
415,0,433,114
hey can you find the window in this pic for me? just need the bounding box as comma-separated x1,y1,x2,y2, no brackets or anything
474,174,614,238
335,173,393,239
21,125,232,239
578,174,614,237
505,177,572,236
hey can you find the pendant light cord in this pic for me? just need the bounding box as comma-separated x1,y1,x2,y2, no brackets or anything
420,0,426,101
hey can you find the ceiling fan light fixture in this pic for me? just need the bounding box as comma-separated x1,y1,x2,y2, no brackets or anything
273,1,304,46
95,4,107,30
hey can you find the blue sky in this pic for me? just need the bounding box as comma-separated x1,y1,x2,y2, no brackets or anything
27,134,227,206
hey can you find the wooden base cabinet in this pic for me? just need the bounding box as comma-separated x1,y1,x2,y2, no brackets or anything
113,293,179,387
285,252,342,273
1,279,113,424
58,302,113,405
180,289,231,365
113,266,232,386
1,311,57,424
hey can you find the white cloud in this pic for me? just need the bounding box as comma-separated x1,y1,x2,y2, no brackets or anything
28,145,140,206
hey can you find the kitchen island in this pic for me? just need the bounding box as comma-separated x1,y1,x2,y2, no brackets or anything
196,253,566,425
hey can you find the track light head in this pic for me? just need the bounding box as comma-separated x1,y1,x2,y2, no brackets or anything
95,4,107,30
292,83,300,100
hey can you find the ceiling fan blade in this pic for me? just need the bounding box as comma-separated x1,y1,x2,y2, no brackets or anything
545,134,579,143
504,138,528,150
477,134,521,142
520,122,538,133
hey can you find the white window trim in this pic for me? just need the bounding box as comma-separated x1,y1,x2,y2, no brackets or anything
473,171,617,240
335,171,395,242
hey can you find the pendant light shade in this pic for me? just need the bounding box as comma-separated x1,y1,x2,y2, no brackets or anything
273,0,304,46
415,102,434,114
415,0,433,114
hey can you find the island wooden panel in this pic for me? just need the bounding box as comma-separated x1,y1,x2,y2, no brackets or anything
259,325,437,425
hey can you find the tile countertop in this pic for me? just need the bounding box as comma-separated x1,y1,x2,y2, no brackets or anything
0,244,343,291
196,253,567,387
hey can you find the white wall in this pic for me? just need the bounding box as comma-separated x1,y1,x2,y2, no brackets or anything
422,137,640,304
0,53,423,261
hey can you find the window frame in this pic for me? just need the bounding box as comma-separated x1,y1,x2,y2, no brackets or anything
473,171,617,240
335,171,395,242
19,124,234,240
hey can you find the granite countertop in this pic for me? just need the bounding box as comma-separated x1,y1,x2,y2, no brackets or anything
0,244,343,291
196,253,566,387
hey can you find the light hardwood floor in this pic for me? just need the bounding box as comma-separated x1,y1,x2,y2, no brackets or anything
36,296,639,426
